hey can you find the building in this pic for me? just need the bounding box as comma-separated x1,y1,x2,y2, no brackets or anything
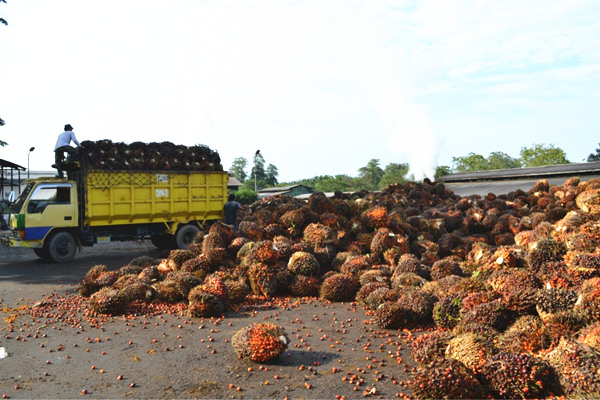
0,159,27,201
438,161,600,197
258,184,313,199
227,175,243,192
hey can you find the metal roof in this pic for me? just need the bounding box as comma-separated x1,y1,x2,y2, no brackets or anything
439,161,600,183
0,159,26,170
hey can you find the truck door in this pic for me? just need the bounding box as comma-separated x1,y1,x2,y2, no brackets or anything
25,182,78,240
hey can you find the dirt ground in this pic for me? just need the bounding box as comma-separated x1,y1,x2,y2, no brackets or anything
0,242,416,399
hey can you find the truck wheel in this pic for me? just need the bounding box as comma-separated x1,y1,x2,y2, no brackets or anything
46,231,77,263
33,248,51,261
151,234,175,250
175,224,200,249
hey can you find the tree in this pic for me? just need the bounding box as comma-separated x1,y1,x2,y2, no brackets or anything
519,143,569,167
313,175,359,192
265,164,278,186
233,189,257,205
229,157,248,183
1,1,6,137
378,163,409,189
587,143,600,162
487,151,521,170
1,0,6,26
434,165,452,179
358,159,384,191
452,153,488,173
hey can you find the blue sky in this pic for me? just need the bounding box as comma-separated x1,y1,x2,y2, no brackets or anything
1,0,599,182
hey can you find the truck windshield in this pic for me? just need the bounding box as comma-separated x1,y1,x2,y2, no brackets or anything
10,183,34,214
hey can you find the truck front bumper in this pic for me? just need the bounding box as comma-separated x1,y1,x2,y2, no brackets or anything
0,232,43,249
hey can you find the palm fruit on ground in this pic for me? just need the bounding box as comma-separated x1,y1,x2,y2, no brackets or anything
319,273,358,302
411,358,485,400
88,287,127,315
187,287,224,318
231,322,289,363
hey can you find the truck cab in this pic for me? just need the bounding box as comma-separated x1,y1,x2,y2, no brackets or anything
2,178,79,262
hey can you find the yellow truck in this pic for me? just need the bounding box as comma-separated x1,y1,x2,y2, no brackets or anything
1,169,228,262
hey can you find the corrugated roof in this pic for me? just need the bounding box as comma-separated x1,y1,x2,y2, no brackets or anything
439,161,600,183
0,159,26,170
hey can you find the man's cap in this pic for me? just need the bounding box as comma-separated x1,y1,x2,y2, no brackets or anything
64,124,73,130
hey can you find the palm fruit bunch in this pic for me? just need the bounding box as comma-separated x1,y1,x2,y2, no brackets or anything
79,264,109,296
248,262,278,297
363,287,398,310
535,286,578,320
373,301,407,329
497,315,549,354
303,222,334,247
356,281,389,307
458,301,511,333
433,293,463,329
288,275,320,297
396,288,436,325
168,249,196,270
287,251,320,277
409,330,453,365
201,274,230,307
231,322,289,362
411,358,485,400
88,287,127,315
358,268,390,286
339,255,370,279
481,352,556,399
118,281,155,303
224,279,251,304
165,271,203,299
429,257,463,280
574,277,600,322
494,269,542,314
79,140,223,171
153,280,184,303
187,286,224,318
319,273,358,302
445,332,494,374
137,265,161,284
369,227,400,258
95,270,120,288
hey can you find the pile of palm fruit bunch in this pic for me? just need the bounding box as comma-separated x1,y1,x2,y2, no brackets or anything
78,139,223,171
79,176,600,398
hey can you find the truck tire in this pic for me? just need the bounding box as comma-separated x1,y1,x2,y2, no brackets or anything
175,224,200,249
46,231,77,263
33,248,51,261
151,234,175,250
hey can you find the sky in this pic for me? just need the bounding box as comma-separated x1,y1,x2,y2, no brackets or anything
1,0,599,182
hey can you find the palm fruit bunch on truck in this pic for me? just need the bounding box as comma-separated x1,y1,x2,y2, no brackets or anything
79,140,223,171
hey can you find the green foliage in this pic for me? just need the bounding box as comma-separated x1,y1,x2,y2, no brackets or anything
233,189,257,205
265,163,278,186
434,165,451,179
452,153,489,173
520,143,570,167
229,157,248,183
314,175,360,192
378,162,409,189
250,152,266,190
587,143,600,162
487,151,521,169
358,159,384,191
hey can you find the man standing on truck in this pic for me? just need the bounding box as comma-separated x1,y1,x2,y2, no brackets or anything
54,124,81,178
223,193,242,231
